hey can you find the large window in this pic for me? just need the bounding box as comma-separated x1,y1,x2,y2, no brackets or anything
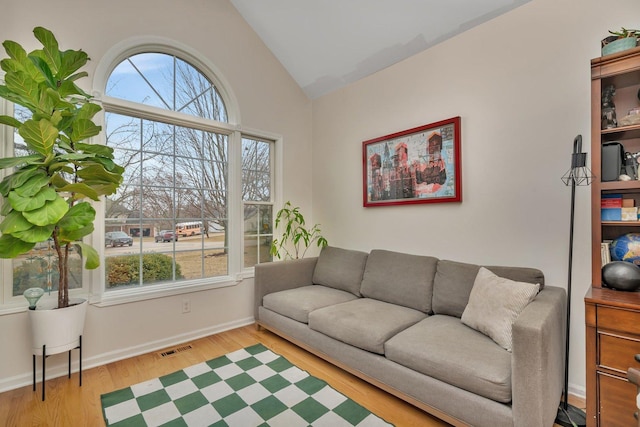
0,47,277,307
242,137,273,268
101,52,274,291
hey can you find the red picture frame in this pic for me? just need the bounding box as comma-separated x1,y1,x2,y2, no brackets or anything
363,116,461,207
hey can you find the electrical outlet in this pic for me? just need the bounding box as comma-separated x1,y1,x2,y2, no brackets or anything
182,299,191,313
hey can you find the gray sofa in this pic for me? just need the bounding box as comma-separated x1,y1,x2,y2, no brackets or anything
254,246,566,427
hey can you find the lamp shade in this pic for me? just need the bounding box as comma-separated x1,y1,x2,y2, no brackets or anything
23,287,44,309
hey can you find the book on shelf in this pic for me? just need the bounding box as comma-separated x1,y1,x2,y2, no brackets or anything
601,241,612,266
601,194,623,208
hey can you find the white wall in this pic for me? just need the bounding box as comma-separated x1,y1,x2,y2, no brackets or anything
311,0,640,395
0,0,313,391
2,0,640,401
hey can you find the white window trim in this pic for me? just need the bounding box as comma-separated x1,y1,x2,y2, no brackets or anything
0,38,282,313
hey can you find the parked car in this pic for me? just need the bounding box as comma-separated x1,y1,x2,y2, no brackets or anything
155,230,178,242
105,231,133,247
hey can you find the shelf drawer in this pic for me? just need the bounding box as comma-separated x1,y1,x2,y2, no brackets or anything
598,306,640,335
598,372,638,427
599,333,640,373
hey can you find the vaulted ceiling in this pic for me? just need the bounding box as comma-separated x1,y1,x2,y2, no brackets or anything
230,0,532,99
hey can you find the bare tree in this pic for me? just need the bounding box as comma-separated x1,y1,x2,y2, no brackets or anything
104,53,270,247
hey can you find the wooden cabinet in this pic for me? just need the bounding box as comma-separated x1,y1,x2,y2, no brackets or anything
587,46,640,427
585,289,640,426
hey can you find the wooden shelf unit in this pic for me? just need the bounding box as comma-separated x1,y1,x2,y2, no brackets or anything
587,45,640,427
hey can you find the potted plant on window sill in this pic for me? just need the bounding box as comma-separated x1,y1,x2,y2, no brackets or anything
0,28,124,357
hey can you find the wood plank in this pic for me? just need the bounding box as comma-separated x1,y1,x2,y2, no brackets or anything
0,324,584,426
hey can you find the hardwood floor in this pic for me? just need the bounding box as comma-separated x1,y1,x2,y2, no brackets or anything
0,324,585,426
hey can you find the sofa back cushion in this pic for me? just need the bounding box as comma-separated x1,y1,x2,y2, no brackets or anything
312,246,369,296
360,249,438,312
432,260,545,317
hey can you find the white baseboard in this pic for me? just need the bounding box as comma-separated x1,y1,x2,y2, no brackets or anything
0,317,255,394
568,383,586,400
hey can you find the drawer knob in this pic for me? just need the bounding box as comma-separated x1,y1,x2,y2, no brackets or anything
635,411,638,420
636,354,640,363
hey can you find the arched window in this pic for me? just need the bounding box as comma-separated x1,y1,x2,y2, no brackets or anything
100,51,273,292
107,53,227,121
0,43,277,308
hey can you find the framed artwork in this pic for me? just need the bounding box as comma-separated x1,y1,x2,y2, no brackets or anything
363,116,461,207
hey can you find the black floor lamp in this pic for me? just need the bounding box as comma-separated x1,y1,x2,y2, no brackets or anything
557,135,591,427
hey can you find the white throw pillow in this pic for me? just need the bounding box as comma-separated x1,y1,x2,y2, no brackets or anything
461,267,540,352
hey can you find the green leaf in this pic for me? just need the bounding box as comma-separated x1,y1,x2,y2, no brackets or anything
57,152,95,161
50,174,70,189
0,210,34,233
0,154,42,169
22,196,69,226
0,234,35,258
28,55,56,89
8,186,56,211
59,223,93,243
57,201,95,231
2,40,27,62
11,223,55,243
76,102,101,120
78,182,119,197
92,156,120,173
0,58,21,73
77,164,123,185
75,142,112,157
66,71,88,83
19,119,58,156
13,173,49,197
57,79,89,98
56,182,99,201
74,241,99,269
36,87,59,117
0,114,22,128
1,201,12,216
0,84,37,110
69,118,101,142
33,27,61,74
0,168,45,196
5,70,39,105
58,49,88,80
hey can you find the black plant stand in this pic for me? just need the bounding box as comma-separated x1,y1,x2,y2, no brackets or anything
32,335,82,401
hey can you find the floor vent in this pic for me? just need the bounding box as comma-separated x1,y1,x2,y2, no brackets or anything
159,344,193,358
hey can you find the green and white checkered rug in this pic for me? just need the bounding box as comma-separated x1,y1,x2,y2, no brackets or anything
101,343,393,426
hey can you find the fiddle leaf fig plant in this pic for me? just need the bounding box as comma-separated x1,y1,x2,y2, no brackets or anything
0,27,125,308
270,201,328,260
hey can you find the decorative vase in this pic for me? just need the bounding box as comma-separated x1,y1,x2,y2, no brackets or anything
28,299,88,355
602,261,640,292
602,37,638,56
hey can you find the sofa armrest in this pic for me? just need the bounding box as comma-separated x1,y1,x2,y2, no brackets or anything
254,257,318,320
511,285,566,427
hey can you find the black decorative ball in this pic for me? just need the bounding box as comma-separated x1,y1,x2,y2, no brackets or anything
602,261,640,291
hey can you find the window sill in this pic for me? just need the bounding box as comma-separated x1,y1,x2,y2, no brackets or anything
91,271,253,307
0,270,255,313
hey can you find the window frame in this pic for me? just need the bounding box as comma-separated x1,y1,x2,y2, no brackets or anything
0,38,282,312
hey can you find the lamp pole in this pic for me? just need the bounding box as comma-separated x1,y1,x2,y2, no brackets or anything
556,135,589,427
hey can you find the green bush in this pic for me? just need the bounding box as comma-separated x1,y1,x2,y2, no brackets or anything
106,253,182,288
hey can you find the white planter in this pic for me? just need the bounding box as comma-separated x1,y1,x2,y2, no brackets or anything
28,299,87,356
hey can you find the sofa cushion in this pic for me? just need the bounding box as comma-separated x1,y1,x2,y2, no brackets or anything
461,267,540,352
308,298,426,354
360,249,438,313
432,259,545,317
385,315,512,403
312,246,369,296
262,285,358,323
